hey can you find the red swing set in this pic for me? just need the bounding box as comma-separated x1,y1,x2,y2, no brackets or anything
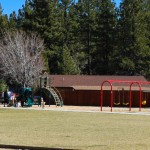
100,80,150,112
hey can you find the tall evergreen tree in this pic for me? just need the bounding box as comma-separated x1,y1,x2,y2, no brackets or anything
18,0,81,74
13,0,149,77
91,0,117,74
0,4,9,37
118,0,150,77
9,11,17,30
134,0,150,78
76,0,100,74
59,0,82,74
61,44,79,74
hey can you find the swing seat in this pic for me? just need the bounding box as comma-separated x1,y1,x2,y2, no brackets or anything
123,102,129,106
114,102,120,105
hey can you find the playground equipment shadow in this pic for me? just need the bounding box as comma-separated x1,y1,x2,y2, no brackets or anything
0,144,74,150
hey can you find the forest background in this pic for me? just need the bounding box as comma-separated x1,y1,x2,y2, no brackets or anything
0,0,150,80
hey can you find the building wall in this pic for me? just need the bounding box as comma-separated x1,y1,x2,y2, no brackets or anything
59,89,107,106
59,88,100,106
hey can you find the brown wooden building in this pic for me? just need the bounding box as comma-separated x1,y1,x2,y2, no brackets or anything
48,75,150,107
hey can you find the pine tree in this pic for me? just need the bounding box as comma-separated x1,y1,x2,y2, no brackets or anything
17,0,61,73
15,0,150,77
76,0,98,74
0,4,9,37
118,0,150,77
9,11,17,30
61,44,79,74
18,0,81,74
91,0,117,74
134,0,150,78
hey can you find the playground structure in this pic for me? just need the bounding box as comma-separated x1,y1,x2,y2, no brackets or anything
40,76,63,107
100,80,150,112
19,87,34,107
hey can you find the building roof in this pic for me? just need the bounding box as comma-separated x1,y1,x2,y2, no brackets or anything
49,75,150,91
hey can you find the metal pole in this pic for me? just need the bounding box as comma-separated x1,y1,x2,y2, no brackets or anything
110,83,113,112
49,93,51,107
139,84,142,111
39,77,42,107
100,88,103,111
129,84,132,111
100,80,112,112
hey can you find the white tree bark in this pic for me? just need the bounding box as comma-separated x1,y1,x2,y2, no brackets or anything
0,30,45,87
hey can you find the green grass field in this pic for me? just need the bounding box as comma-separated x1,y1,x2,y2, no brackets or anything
0,108,150,150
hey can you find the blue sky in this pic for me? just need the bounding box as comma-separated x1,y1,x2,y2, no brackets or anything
0,0,25,15
0,0,121,16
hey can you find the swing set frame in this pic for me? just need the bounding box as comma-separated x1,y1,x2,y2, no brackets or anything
100,80,150,112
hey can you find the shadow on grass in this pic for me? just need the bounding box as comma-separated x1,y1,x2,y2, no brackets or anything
0,144,76,150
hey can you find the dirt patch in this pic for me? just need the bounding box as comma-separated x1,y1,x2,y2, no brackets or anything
32,105,150,113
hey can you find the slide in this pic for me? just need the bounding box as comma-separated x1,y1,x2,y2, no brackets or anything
26,97,34,107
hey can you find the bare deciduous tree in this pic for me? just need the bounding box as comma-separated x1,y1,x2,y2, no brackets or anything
0,30,45,87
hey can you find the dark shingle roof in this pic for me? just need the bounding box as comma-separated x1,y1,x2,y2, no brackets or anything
49,75,147,88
